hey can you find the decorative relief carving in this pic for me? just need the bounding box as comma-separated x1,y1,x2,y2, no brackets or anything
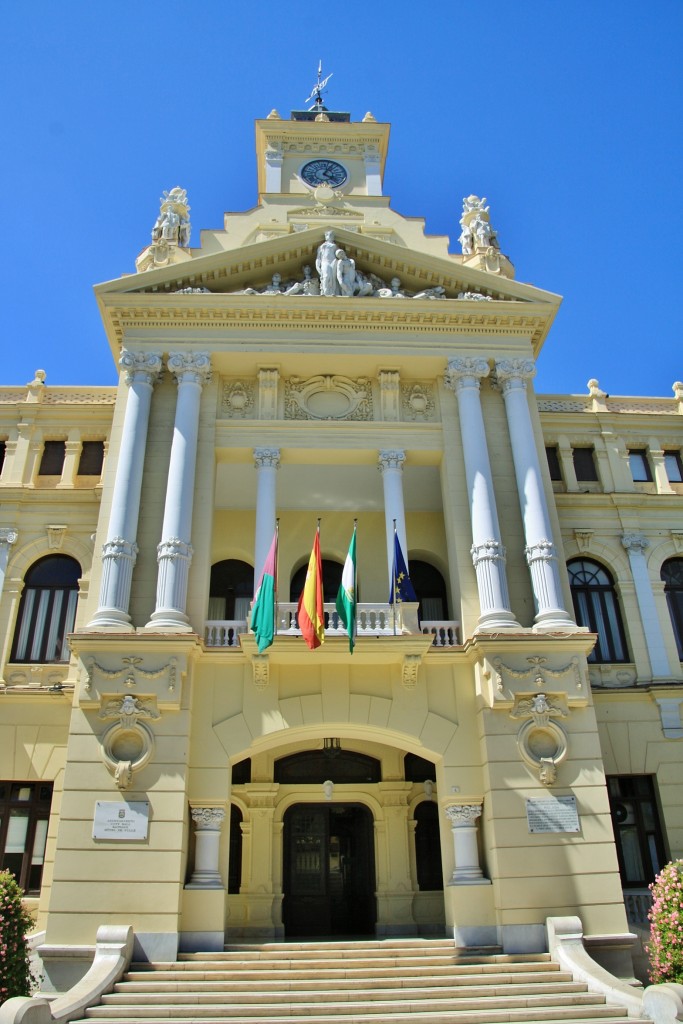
253,655,269,689
491,655,583,694
401,382,435,421
285,374,372,421
510,692,569,787
222,379,255,418
471,539,506,568
402,654,421,689
98,694,160,791
83,655,178,694
46,525,67,550
191,807,226,830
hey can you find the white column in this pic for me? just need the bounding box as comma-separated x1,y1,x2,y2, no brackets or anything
90,351,162,629
444,358,519,630
0,529,18,596
378,450,408,587
364,147,382,196
186,807,225,889
622,533,671,679
495,359,574,630
444,804,490,885
147,352,211,630
254,447,280,579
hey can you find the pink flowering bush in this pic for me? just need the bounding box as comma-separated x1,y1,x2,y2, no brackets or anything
0,871,36,1003
648,859,683,983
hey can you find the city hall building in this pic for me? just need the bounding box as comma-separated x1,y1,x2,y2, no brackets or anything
1,99,681,984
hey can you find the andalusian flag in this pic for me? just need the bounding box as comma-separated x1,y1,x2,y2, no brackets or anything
297,526,325,649
250,531,278,652
336,524,357,653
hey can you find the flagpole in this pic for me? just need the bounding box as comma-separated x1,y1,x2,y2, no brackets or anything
392,518,397,637
274,518,280,640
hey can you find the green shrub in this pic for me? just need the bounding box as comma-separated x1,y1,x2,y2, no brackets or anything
0,871,36,1003
648,859,683,983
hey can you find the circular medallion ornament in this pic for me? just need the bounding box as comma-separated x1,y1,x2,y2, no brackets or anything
300,159,348,188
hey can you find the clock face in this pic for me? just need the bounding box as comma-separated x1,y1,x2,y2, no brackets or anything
300,159,348,188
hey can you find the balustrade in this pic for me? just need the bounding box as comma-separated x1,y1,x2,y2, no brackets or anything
203,603,461,648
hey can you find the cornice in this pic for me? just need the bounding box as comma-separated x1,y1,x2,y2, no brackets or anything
99,296,554,351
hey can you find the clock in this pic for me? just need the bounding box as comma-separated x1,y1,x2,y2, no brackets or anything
300,159,348,188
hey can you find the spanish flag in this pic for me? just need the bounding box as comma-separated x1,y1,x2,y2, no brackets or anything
297,526,325,649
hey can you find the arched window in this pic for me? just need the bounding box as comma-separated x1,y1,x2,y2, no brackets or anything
409,560,449,621
567,559,628,663
289,559,343,602
208,560,254,621
661,558,683,660
11,555,81,663
414,801,443,891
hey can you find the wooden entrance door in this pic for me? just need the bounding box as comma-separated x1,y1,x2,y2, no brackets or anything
283,803,376,937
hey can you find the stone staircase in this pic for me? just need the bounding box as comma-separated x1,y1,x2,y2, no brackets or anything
73,938,648,1024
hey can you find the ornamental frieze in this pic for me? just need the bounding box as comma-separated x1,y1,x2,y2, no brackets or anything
401,382,436,421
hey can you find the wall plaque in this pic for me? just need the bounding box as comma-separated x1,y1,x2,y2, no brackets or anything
93,800,149,840
526,795,580,834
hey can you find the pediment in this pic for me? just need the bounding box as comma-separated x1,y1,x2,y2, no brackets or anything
96,225,561,353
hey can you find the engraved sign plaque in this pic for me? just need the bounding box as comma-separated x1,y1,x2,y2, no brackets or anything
93,801,149,840
526,795,580,834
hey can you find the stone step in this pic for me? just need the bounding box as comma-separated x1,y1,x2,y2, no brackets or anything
103,981,589,1004
84,991,617,1017
115,970,576,993
76,1010,634,1024
169,951,552,969
126,960,563,981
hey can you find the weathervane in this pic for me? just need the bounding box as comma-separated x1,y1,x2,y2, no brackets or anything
305,60,333,111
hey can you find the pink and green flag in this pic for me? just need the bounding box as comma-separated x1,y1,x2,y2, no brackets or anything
250,531,278,653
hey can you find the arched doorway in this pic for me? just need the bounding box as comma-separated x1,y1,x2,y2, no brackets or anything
283,803,376,937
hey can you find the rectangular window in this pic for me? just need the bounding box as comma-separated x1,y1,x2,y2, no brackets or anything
572,446,598,481
0,440,5,476
545,445,562,481
607,775,667,888
77,441,105,476
38,440,65,476
0,782,53,894
628,449,652,482
665,451,683,483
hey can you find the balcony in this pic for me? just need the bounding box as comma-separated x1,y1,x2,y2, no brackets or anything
204,605,460,649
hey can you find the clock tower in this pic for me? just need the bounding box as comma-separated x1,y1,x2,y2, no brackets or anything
255,107,390,198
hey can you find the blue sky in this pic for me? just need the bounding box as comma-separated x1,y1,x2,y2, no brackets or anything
2,2,681,396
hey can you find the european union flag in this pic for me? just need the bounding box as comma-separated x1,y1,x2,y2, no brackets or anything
389,532,417,604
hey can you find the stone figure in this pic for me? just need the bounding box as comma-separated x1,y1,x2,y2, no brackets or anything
285,266,320,296
150,187,191,249
263,273,285,294
472,215,492,248
377,277,405,298
413,286,446,299
316,230,339,295
336,249,356,296
354,269,374,297
458,225,473,255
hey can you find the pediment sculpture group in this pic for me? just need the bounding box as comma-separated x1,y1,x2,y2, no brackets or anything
228,231,491,301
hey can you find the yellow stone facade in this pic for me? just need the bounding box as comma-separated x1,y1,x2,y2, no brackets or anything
0,106,681,983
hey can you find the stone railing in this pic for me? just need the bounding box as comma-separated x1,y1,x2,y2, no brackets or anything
624,887,652,929
203,602,427,646
421,620,460,647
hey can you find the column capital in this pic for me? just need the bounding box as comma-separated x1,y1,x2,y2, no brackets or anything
378,449,406,472
0,528,18,548
471,539,506,566
444,803,482,826
444,357,490,391
494,357,536,392
191,806,226,830
253,447,281,470
167,351,212,386
622,531,649,554
119,349,163,387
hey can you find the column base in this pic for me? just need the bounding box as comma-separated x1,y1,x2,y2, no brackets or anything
532,608,577,632
449,874,492,886
475,610,522,631
145,608,193,632
85,608,135,632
